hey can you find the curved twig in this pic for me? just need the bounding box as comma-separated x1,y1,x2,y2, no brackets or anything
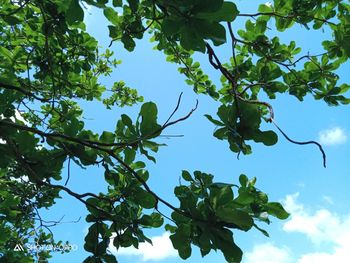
271,119,326,168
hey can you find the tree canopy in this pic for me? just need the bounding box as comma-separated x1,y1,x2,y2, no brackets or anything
0,0,349,262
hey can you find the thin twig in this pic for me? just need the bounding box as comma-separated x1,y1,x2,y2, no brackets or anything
64,157,71,186
163,92,183,126
271,119,326,168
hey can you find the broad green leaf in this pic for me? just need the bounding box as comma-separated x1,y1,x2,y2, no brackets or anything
193,19,226,46
252,130,278,146
210,228,242,262
258,3,273,12
178,245,192,259
170,224,192,259
3,15,22,25
139,102,161,136
0,46,13,61
211,186,233,208
124,147,136,164
133,188,156,209
108,25,119,38
162,18,185,36
104,7,120,25
112,0,122,6
140,213,164,227
234,191,255,205
216,206,253,231
196,2,239,22
192,0,224,13
266,202,290,219
100,131,115,144
121,34,136,51
66,0,84,25
127,0,139,12
84,223,99,252
239,174,248,187
181,170,193,181
120,114,134,131
180,26,206,52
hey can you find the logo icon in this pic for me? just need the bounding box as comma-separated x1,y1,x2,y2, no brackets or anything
13,244,24,252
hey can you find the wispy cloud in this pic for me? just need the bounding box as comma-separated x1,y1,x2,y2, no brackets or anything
283,193,350,246
245,243,292,263
245,194,350,263
109,232,177,261
318,127,347,146
283,193,350,262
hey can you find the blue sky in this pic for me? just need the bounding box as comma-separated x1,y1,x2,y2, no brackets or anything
43,1,350,262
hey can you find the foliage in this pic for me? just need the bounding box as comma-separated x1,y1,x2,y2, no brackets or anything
0,0,349,262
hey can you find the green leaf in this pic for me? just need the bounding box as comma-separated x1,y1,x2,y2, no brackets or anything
180,26,206,52
210,228,242,262
253,130,278,146
113,0,122,6
266,202,290,219
121,34,136,51
3,15,22,25
234,191,255,205
121,114,134,130
162,18,185,36
193,20,226,46
140,213,164,227
133,188,156,209
192,0,224,13
170,225,192,259
124,147,136,164
84,223,99,253
100,131,115,144
204,114,224,126
211,186,233,208
196,2,239,22
253,224,270,237
127,0,139,12
139,102,161,136
104,7,120,25
258,3,273,12
108,25,119,38
216,206,254,231
239,174,248,187
0,46,13,61
181,170,193,181
66,0,84,25
178,245,192,259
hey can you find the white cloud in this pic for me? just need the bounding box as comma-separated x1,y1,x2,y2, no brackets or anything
283,193,304,214
282,193,350,245
298,248,350,263
110,232,177,261
244,243,292,263
318,127,347,146
282,193,350,263
246,194,350,263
